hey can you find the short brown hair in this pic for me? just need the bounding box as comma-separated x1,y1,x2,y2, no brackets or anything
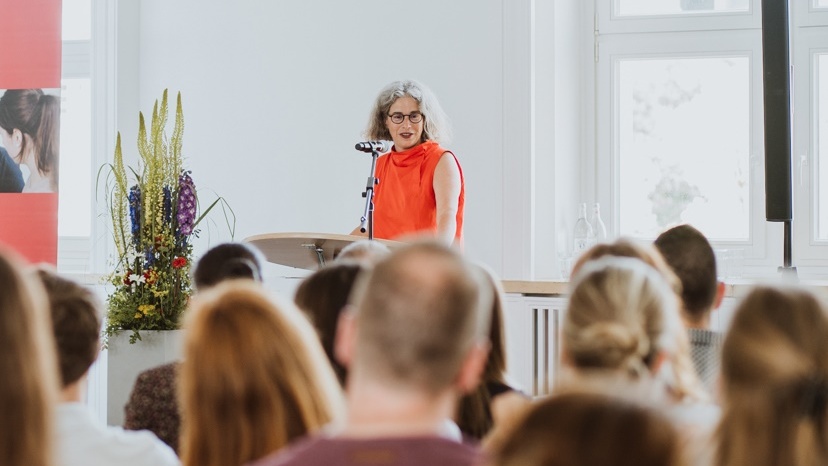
192,242,263,290
488,392,684,466
350,241,492,394
36,268,102,387
654,224,718,322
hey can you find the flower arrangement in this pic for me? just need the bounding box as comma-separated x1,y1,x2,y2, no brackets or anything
103,90,231,343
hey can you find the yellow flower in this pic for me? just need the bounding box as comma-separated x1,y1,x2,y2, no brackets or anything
134,312,143,319
138,304,155,314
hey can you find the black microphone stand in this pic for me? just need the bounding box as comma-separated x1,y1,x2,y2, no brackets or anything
358,149,380,240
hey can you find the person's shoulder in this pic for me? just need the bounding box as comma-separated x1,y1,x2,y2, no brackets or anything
99,426,180,465
246,435,328,466
247,436,480,466
57,407,179,466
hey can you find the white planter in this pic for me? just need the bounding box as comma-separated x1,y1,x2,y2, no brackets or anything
106,330,184,426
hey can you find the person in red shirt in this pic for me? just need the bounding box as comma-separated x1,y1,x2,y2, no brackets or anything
352,80,464,245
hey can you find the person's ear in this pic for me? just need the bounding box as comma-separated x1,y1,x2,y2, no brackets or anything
455,340,490,394
11,128,23,149
713,281,726,310
334,306,357,368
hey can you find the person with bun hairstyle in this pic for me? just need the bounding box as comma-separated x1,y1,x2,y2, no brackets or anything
571,238,708,404
716,286,828,466
565,252,718,465
0,89,60,192
564,256,680,381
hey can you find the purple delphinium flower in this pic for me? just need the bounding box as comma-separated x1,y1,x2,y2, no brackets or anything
176,171,197,238
163,186,172,224
128,185,141,246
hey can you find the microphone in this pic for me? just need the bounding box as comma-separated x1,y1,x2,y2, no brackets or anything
354,140,392,153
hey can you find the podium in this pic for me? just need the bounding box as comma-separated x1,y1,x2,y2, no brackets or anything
243,232,402,270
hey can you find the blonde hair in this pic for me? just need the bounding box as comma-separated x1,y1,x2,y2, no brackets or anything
180,281,343,466
363,80,452,144
570,239,708,403
716,286,828,466
0,250,59,466
565,256,679,378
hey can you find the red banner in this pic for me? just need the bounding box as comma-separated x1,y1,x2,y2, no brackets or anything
0,0,62,264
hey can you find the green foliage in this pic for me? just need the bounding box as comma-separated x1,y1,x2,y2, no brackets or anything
101,90,231,344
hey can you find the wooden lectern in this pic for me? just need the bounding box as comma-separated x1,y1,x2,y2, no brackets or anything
244,232,402,270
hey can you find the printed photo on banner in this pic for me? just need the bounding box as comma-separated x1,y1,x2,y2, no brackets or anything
0,88,61,193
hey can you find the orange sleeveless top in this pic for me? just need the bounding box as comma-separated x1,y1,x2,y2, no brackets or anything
372,140,465,242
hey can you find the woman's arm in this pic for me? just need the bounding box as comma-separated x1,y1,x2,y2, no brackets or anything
433,152,462,245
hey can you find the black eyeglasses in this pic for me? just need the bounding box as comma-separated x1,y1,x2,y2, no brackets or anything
388,112,423,124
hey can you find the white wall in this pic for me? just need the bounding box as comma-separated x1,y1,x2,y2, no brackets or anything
115,0,505,288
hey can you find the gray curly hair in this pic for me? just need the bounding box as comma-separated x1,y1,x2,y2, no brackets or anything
363,80,452,144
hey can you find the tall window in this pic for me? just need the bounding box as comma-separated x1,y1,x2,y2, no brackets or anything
59,0,93,270
794,7,828,263
596,0,828,274
595,0,776,275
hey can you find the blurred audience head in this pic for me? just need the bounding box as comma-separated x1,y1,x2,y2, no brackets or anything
344,240,493,396
192,242,264,290
654,224,721,326
572,238,681,294
180,280,343,466
564,256,679,379
717,285,828,466
35,267,102,388
294,261,367,386
456,263,511,439
0,250,59,466
335,239,391,265
487,392,684,466
570,239,707,403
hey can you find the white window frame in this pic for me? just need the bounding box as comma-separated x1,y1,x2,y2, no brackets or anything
795,0,828,27
592,0,801,277
58,0,115,275
599,0,760,34
793,26,828,263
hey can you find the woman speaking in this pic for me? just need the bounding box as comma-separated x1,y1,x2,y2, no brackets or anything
353,80,464,245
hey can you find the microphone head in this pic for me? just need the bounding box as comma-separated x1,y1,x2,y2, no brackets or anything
355,140,392,153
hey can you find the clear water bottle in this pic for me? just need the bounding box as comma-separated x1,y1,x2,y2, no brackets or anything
573,203,595,254
591,202,607,242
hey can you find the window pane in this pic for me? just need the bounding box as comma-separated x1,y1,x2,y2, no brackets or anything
818,54,828,240
58,78,91,237
616,0,749,16
62,0,91,41
617,56,750,241
817,0,828,8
